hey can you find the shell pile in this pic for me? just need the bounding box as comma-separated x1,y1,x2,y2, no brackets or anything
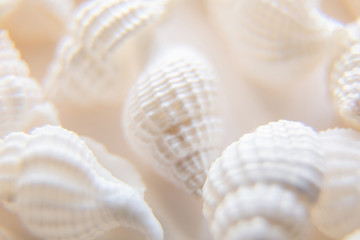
1,0,360,240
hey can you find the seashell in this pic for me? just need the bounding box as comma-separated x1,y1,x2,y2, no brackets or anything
0,0,18,20
0,30,29,78
0,125,163,240
329,43,360,129
0,76,59,138
202,120,323,240
44,0,167,108
0,0,74,45
0,227,14,240
123,46,223,195
206,0,341,88
311,128,360,239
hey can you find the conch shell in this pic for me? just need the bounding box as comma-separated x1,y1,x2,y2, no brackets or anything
312,128,360,239
124,46,223,195
0,125,163,240
44,0,167,108
0,30,58,137
202,120,323,240
206,0,341,88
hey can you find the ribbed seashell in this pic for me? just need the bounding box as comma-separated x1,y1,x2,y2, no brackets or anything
44,0,167,107
206,0,341,88
0,125,163,240
0,30,29,78
202,120,323,240
0,76,59,138
124,46,223,195
311,128,360,239
329,43,360,129
0,0,74,44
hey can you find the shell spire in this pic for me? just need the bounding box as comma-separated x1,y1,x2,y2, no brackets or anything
44,0,168,108
0,125,163,240
202,120,323,240
124,46,223,196
0,30,58,138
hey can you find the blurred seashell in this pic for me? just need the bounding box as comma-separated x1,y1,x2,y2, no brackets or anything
0,227,14,240
206,0,341,88
0,0,74,45
0,30,29,78
0,76,59,138
312,128,360,239
124,46,223,195
0,125,163,240
329,43,360,129
81,136,145,193
44,0,167,108
202,120,323,240
0,0,18,20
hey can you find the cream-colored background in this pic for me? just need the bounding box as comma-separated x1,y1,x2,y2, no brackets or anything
0,0,356,239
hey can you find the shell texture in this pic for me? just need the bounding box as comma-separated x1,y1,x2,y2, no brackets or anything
0,125,163,240
329,43,360,129
0,30,58,137
344,0,360,18
124,46,223,195
44,0,167,107
312,128,360,239
202,120,323,240
206,0,341,88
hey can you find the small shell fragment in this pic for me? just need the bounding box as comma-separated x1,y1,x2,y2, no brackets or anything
312,128,360,239
206,0,341,88
0,125,163,240
44,0,167,107
202,120,323,240
124,46,223,195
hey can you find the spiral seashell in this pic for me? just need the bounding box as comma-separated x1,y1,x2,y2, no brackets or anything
0,30,29,78
206,0,341,88
0,125,163,240
202,120,323,240
44,0,167,107
311,128,360,239
124,46,223,195
329,43,360,129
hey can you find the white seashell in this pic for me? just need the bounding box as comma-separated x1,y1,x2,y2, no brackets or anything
0,125,163,240
202,120,323,240
206,0,341,88
329,43,360,129
124,46,223,195
0,76,59,138
311,128,360,239
0,30,29,78
0,0,74,44
44,0,167,107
